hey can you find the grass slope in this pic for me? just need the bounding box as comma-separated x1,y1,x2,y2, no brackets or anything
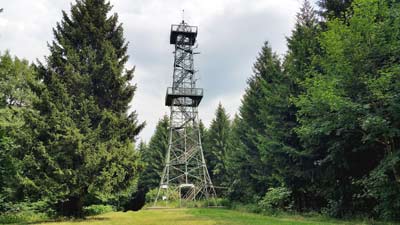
32,208,392,225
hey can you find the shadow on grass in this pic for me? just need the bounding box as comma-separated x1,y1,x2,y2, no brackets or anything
27,216,110,224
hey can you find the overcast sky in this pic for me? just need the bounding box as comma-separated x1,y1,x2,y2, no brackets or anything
0,0,317,142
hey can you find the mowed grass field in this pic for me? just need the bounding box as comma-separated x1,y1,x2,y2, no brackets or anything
34,208,392,225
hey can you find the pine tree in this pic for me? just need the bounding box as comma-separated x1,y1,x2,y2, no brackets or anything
283,0,323,210
317,0,353,22
139,116,169,196
137,140,147,153
199,120,207,143
203,103,231,193
254,43,295,196
21,0,144,217
229,42,284,202
285,0,321,88
225,115,250,201
129,116,169,210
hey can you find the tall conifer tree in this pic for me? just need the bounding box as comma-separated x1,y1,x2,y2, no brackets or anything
135,116,169,205
229,42,284,201
285,0,321,87
317,0,353,22
21,0,144,217
203,103,231,193
283,0,323,210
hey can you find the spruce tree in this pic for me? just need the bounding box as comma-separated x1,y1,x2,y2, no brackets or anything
199,120,207,144
137,116,169,200
230,42,284,201
283,0,323,210
224,115,250,201
21,0,144,217
254,43,295,197
317,0,353,22
137,140,147,153
285,0,321,88
203,103,231,193
129,116,169,210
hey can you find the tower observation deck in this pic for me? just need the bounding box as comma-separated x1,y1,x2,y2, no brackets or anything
154,20,216,206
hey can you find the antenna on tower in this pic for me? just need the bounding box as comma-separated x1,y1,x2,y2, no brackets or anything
182,9,185,23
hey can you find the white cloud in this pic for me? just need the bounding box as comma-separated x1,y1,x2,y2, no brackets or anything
0,0,317,142
199,92,243,125
0,18,8,27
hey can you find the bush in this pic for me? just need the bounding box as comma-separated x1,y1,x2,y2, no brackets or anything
145,188,228,208
0,211,48,224
228,202,262,213
360,164,400,221
258,187,293,214
179,198,227,208
83,205,114,216
0,201,50,224
217,198,230,207
321,198,344,218
145,188,179,204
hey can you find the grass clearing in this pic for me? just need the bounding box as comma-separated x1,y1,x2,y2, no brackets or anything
28,208,396,225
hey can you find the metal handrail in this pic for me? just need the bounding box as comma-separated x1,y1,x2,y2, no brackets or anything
166,87,203,96
171,24,198,33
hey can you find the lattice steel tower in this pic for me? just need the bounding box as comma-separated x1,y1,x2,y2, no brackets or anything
154,20,216,206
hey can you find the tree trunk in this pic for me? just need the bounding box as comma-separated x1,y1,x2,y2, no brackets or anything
57,195,84,218
393,167,400,184
387,138,400,184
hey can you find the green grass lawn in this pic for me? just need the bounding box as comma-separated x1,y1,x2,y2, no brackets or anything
31,208,394,225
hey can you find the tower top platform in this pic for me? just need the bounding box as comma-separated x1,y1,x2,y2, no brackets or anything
170,21,198,46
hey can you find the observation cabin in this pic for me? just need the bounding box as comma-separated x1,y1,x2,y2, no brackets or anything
170,21,198,45
165,21,203,107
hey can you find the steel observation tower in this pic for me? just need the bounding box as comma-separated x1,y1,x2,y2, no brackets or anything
154,19,216,206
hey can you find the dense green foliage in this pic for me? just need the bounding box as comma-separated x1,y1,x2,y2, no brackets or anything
0,202,49,224
225,40,297,204
296,0,400,218
83,204,115,216
2,0,400,222
28,0,144,216
1,0,144,218
130,116,169,209
280,0,323,212
206,0,400,221
258,187,293,214
203,103,231,194
317,0,353,22
0,52,40,211
139,116,169,194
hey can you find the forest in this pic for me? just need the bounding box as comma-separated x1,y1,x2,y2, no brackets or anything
1,0,400,223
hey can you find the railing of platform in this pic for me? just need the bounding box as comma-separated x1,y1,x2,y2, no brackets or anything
167,87,203,96
171,24,198,33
